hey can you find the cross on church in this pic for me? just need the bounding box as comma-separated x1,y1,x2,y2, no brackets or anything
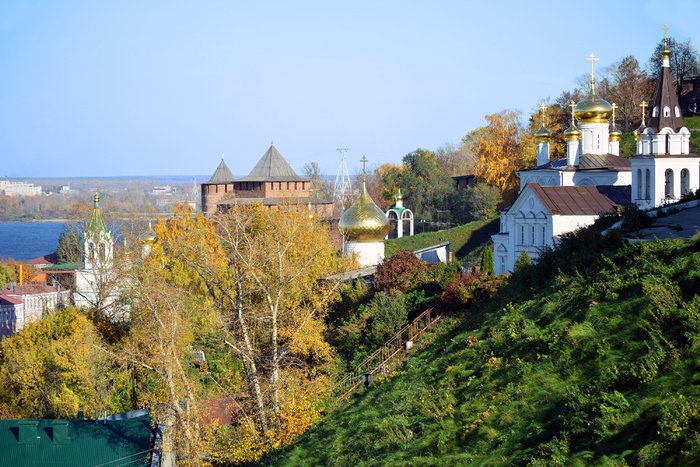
360,155,368,179
640,101,648,126
539,103,548,126
611,103,617,122
586,53,599,79
569,101,576,124
662,25,670,48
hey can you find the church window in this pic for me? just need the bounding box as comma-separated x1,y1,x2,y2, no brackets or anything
663,106,671,117
636,169,642,199
665,134,670,154
652,107,659,117
518,225,525,245
681,169,690,196
675,106,681,117
530,226,535,245
645,169,651,200
665,169,674,199
541,226,546,245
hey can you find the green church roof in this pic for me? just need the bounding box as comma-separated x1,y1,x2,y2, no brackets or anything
87,192,110,235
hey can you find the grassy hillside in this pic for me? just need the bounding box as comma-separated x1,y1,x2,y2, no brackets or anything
261,226,700,466
385,217,499,264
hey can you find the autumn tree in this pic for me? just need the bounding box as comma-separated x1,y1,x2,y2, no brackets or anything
148,203,349,461
472,110,535,203
126,260,209,465
648,36,700,97
599,56,654,131
302,161,334,201
0,307,127,419
435,142,476,177
526,101,570,161
380,149,466,228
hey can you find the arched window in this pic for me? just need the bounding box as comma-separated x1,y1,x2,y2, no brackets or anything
636,169,642,199
652,107,659,117
645,169,651,200
665,169,674,199
663,106,671,117
681,169,690,196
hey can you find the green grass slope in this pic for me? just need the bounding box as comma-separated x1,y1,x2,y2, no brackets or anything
261,227,700,466
385,217,499,263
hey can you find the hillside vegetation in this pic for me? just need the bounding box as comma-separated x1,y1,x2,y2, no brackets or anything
385,217,499,264
262,225,700,466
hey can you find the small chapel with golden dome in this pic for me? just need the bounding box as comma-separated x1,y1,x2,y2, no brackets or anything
338,157,390,267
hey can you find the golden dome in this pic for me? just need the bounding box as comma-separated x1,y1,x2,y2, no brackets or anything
609,124,622,141
574,88,613,123
563,123,582,140
534,123,552,142
339,181,390,242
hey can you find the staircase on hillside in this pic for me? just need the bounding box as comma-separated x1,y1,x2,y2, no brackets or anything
331,307,441,403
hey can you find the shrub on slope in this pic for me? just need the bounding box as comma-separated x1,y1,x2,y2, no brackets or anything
261,228,700,466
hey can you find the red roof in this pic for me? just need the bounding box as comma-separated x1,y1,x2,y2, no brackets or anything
0,284,59,296
26,252,59,266
0,296,23,305
528,184,631,216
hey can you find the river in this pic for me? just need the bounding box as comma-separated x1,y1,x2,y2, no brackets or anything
0,222,67,261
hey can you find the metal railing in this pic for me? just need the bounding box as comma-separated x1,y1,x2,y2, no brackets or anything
331,307,441,402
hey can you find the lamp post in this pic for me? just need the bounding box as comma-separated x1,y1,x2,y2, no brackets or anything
361,372,371,388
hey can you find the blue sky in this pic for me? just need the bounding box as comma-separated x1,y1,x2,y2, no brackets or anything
1,0,698,179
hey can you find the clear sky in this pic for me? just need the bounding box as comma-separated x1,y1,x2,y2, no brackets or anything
1,0,697,179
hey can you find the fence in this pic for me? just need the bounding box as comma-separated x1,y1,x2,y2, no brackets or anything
331,307,441,403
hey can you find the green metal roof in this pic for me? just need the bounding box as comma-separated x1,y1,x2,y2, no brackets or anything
87,193,110,235
0,416,154,467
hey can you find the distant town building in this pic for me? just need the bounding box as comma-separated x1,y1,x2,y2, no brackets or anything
0,180,42,197
0,283,69,338
452,174,476,191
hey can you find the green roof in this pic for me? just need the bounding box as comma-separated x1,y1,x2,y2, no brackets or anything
0,416,154,466
87,193,110,235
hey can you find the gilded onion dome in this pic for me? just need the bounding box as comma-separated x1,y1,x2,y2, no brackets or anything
574,54,613,123
574,88,613,123
139,221,157,244
534,123,552,142
563,122,582,140
339,180,390,242
609,124,622,141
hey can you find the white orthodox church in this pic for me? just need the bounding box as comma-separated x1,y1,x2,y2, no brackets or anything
74,193,126,317
493,36,700,275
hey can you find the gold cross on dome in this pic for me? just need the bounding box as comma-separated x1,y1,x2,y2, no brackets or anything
586,53,599,78
640,101,648,126
662,25,670,48
539,103,548,125
569,101,576,123
611,103,617,122
360,155,368,177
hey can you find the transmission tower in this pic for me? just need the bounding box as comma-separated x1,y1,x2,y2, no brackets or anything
333,149,354,210
191,177,199,208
